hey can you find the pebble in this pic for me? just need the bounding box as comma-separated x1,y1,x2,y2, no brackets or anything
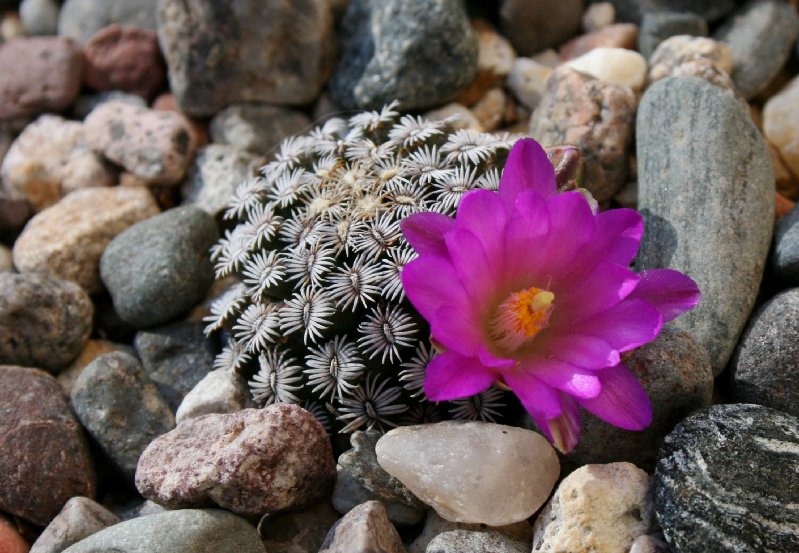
182,144,263,216
427,529,529,553
505,57,553,111
209,103,311,157
319,501,406,553
473,20,516,81
175,367,252,424
100,206,218,328
647,36,738,97
532,463,653,553
12,187,159,293
731,289,799,417
764,74,799,179
0,366,96,526
58,0,158,44
329,0,477,110
133,321,216,411
714,0,799,100
468,87,506,131
559,23,638,61
607,0,736,24
0,273,93,372
638,11,708,60
409,511,533,553
332,467,425,527
84,100,197,185
774,205,799,283
70,351,175,481
636,77,774,375
61,509,266,553
72,90,147,120
530,66,636,203
499,0,582,56
423,103,482,131
57,340,133,396
566,47,647,91
83,24,166,99
158,0,333,117
0,245,11,272
259,501,340,553
30,497,119,553
0,37,83,120
0,517,29,553
655,404,799,552
20,0,60,36
135,405,336,517
375,421,559,526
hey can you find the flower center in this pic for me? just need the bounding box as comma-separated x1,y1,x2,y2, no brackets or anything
489,287,555,353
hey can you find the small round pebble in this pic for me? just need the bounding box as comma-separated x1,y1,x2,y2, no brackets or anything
19,0,59,36
58,0,158,44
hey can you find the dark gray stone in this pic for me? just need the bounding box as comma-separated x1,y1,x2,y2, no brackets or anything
0,272,93,372
636,77,774,375
258,501,340,553
731,289,799,417
30,497,119,553
329,0,477,111
61,509,266,553
209,103,312,157
58,0,158,44
332,467,425,527
714,0,799,100
70,351,175,481
427,529,529,553
638,11,708,59
774,204,799,284
655,404,799,552
607,0,736,24
499,0,583,56
100,206,218,328
133,320,216,411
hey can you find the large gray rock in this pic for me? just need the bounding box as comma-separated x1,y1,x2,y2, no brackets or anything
636,77,774,375
30,497,119,553
58,0,158,44
61,509,266,553
259,501,340,553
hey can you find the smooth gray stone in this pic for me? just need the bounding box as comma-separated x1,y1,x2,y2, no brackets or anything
20,0,60,36
774,204,799,284
30,497,119,553
58,0,158,44
636,76,774,375
332,466,425,527
61,509,266,553
427,529,529,553
638,11,708,59
606,0,736,24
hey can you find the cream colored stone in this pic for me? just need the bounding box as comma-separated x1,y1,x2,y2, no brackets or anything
648,36,733,83
764,76,799,178
532,462,653,553
471,88,507,131
375,421,560,526
506,58,553,110
582,2,615,33
175,368,252,424
475,22,516,78
567,47,647,91
423,103,483,131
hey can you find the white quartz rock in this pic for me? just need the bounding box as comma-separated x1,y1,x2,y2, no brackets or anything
375,421,559,526
567,47,648,91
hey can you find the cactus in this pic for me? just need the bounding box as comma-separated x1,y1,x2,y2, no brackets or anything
206,103,522,434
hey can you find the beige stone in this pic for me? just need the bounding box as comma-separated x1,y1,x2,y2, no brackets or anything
471,87,507,131
764,75,799,179
506,57,553,110
567,47,647,91
319,501,406,553
582,2,615,33
175,367,252,424
475,21,516,78
648,36,733,84
423,103,483,131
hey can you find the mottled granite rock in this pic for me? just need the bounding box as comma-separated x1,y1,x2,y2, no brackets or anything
319,501,406,553
30,497,119,553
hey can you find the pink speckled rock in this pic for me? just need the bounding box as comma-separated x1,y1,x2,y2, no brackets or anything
135,404,335,517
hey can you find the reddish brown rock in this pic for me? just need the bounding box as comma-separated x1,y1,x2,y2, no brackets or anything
83,24,166,99
559,23,638,61
319,501,406,553
135,404,336,517
0,37,83,120
0,517,29,553
0,366,96,526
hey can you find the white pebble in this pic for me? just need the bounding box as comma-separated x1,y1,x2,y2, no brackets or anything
567,47,648,91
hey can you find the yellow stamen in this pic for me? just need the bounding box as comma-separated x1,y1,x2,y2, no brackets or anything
489,287,555,353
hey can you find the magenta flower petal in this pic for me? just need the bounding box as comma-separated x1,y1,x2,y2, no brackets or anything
454,189,507,267
505,191,550,279
576,362,653,430
444,228,496,301
628,269,701,322
401,255,469,322
400,212,456,258
546,334,621,369
499,138,557,205
477,346,516,370
555,263,640,323
431,305,483,356
534,394,581,453
572,299,662,352
522,358,602,399
504,372,563,419
423,351,495,401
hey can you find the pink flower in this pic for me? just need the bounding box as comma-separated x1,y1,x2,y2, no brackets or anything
400,139,700,453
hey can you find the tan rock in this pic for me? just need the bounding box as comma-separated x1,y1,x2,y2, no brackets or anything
175,367,252,424
582,2,615,33
408,511,533,553
474,19,516,78
648,35,733,85
471,87,507,131
13,187,160,293
567,47,647,91
319,501,406,553
764,75,799,179
423,103,483,131
30,496,119,553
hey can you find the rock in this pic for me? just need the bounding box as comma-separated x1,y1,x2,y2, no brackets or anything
731,289,799,417
12,187,159,293
559,23,638,61
259,501,341,553
714,0,799,100
329,0,477,111
319,501,406,553
332,466,425,527
57,340,133,396
70,351,175,481
505,58,553,111
655,404,799,552
60,509,265,553
375,421,559,526
408,511,533,553
606,0,736,24
764,75,799,179
0,198,31,235
84,100,197,185
175,367,252,424
582,2,616,33
532,463,653,553
647,35,738,96
0,366,96,526
636,77,774,375
182,144,263,216
0,517,29,553
566,47,647,91
426,529,529,553
774,205,799,283
473,20,516,81
133,321,216,411
470,87,506,131
0,246,12,272
423,103,482,131
83,24,166,99
530,66,636,203
629,534,671,553
135,404,336,517
638,11,708,60
58,0,159,44
30,497,119,553
499,0,582,56
0,273,93,372
0,37,83,120
157,0,333,117
20,0,60,36
72,90,148,120
209,104,311,157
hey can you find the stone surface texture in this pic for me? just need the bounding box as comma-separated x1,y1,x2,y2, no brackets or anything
175,367,252,424
559,23,638,61
647,36,737,96
57,339,132,396
209,103,312,157
506,57,553,111
764,74,799,179
319,501,406,553
182,144,263,216
58,0,158,43
566,47,648,91
606,0,736,24
30,496,119,553
20,0,60,36
0,517,29,553
426,529,529,553
259,501,341,553
499,0,583,56
408,511,533,553
774,204,799,283
332,466,425,527
639,11,708,60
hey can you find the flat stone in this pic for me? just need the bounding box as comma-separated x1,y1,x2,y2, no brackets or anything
655,404,799,552
58,0,158,44
20,0,60,36
100,206,218,328
61,509,265,553
530,66,636,203
532,463,653,553
0,366,96,526
427,529,529,553
499,0,582,56
182,144,263,216
636,76,773,375
175,367,252,424
259,501,341,553
70,351,175,481
409,511,533,553
559,23,638,61
764,74,799,179
329,0,477,111
375,421,559,526
638,11,708,60
135,405,336,517
0,273,93,372
332,466,425,528
12,187,159,293
319,501,406,553
30,497,119,553
209,104,311,157
606,0,736,24
566,47,647,91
